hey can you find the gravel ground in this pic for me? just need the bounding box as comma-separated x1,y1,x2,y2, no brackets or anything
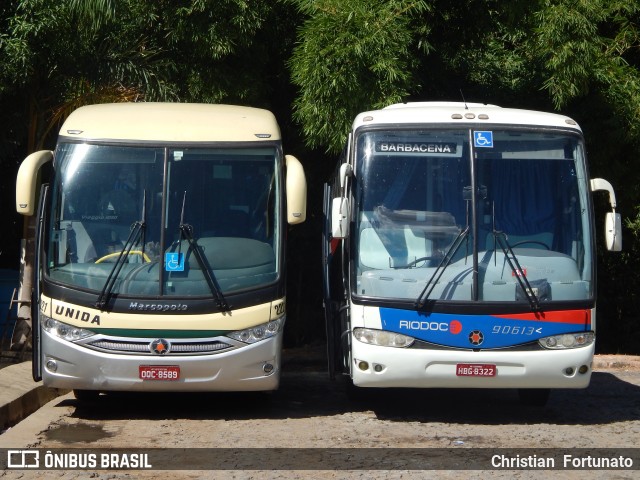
0,352,639,479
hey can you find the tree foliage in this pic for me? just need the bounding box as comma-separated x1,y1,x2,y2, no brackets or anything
0,0,284,152
535,1,640,140
288,0,640,157
288,0,431,152
1,0,640,350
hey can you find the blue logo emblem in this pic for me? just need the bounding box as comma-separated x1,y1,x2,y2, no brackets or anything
165,252,185,272
474,131,493,148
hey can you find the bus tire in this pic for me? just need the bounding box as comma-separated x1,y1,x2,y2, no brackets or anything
345,377,368,403
518,388,550,407
73,389,101,402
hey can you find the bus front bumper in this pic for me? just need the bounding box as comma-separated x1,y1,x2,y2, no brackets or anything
40,331,283,392
350,340,595,389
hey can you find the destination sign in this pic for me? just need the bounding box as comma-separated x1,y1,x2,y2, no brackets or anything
375,141,459,155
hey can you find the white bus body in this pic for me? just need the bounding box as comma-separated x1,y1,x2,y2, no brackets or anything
323,102,620,405
17,103,306,397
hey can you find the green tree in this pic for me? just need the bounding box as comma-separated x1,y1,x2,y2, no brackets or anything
288,0,640,352
0,0,176,151
1,0,640,351
0,0,287,151
289,0,640,153
0,0,295,348
289,0,431,153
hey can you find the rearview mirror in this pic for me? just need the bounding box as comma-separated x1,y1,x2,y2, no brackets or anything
285,155,307,224
16,150,53,216
590,178,621,252
331,197,350,239
605,212,622,252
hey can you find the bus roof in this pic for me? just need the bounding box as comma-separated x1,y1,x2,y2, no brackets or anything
59,103,282,143
353,102,582,132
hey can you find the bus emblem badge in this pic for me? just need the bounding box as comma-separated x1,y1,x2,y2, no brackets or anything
468,330,484,346
150,339,171,355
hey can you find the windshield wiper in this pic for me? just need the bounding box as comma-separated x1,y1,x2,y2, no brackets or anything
492,230,541,312
96,190,146,310
177,192,229,311
415,226,469,308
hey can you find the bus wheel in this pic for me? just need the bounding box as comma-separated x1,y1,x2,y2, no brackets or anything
345,377,368,403
518,388,550,407
73,389,101,402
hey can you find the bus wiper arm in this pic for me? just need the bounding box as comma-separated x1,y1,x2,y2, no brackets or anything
178,192,229,311
415,226,469,308
96,191,146,310
493,230,541,312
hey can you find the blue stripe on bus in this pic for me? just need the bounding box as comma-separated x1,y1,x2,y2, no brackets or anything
379,308,591,349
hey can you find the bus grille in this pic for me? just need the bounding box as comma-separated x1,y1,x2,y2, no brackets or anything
86,339,233,355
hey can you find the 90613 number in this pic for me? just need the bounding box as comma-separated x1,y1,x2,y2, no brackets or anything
492,325,542,336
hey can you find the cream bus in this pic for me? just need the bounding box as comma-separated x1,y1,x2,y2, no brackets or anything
17,103,306,400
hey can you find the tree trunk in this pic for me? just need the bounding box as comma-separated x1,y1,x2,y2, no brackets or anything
11,95,41,350
12,216,36,350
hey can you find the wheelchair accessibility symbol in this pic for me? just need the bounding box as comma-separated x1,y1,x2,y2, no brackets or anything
165,252,185,272
474,131,493,148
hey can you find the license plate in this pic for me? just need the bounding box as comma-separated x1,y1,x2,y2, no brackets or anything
139,365,180,381
456,363,496,377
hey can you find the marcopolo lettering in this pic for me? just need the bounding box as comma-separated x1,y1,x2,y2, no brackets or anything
54,305,101,325
376,142,457,154
399,320,449,332
129,302,188,312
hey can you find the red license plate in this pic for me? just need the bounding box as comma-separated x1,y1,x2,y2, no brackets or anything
139,365,180,381
456,363,496,377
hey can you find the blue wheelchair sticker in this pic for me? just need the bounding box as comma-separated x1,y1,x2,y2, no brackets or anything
474,131,493,148
165,252,185,272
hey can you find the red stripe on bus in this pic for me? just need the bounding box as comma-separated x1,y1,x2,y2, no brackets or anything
492,310,591,325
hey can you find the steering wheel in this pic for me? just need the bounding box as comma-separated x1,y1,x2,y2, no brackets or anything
95,250,151,264
510,240,550,250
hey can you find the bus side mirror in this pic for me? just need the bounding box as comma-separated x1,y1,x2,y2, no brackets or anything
16,150,53,216
285,155,307,224
331,162,352,238
605,212,622,252
331,197,350,239
590,177,621,252
339,163,352,189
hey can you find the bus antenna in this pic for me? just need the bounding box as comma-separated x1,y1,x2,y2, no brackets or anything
460,89,468,109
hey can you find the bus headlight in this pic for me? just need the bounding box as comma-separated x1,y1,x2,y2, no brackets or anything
43,318,95,342
539,332,594,349
353,327,415,348
227,317,284,344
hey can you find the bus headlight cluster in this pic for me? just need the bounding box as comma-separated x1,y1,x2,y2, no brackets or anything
227,317,284,344
43,318,95,342
353,327,415,348
539,332,595,349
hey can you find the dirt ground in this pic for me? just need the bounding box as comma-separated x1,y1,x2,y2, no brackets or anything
1,351,639,480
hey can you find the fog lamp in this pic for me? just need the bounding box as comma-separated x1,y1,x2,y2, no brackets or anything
46,359,58,372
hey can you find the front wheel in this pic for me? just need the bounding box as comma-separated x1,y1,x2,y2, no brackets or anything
73,389,101,402
344,376,369,403
518,388,550,406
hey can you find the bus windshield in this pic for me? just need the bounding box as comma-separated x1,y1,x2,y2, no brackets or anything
47,143,281,298
353,128,593,306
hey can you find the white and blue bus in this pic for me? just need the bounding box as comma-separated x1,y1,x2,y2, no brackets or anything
323,102,621,405
17,103,306,399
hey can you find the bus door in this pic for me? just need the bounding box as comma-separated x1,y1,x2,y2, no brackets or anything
322,182,336,379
